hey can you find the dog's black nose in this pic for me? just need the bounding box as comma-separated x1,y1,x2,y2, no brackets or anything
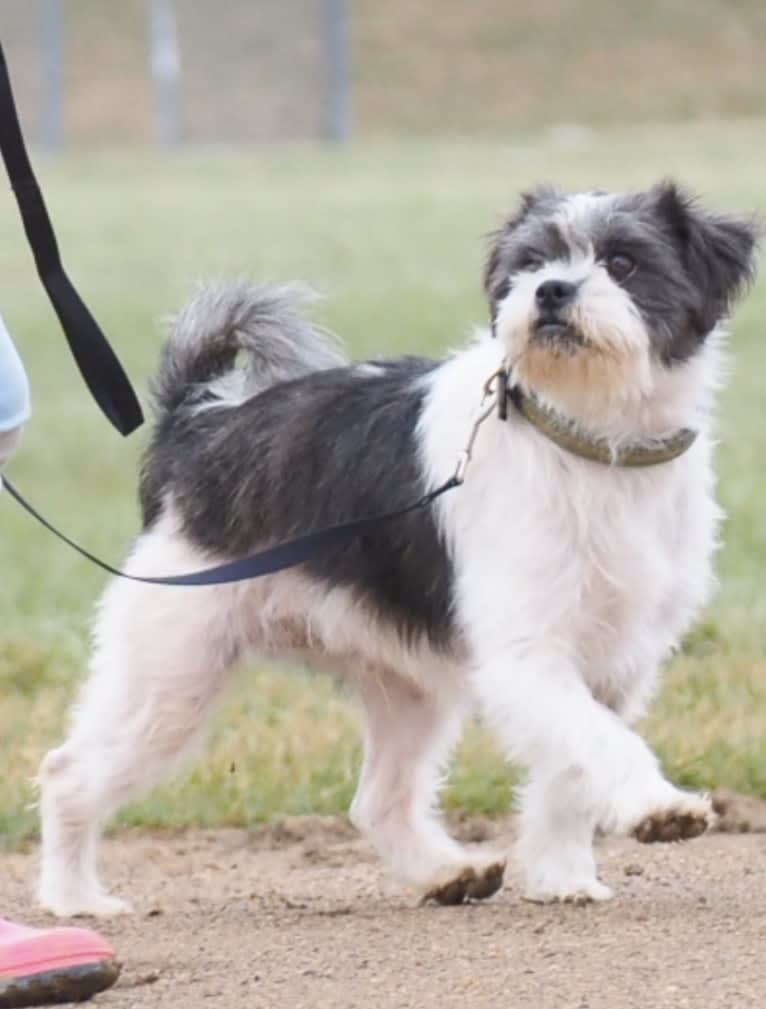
535,279,577,311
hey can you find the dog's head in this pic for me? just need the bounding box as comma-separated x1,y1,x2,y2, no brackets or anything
484,182,758,430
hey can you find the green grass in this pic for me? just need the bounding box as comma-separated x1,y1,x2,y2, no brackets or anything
0,121,765,847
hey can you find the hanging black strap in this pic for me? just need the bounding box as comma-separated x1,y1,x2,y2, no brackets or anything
0,41,143,436
1,474,460,587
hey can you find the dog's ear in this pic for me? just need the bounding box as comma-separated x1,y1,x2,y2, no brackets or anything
484,186,559,317
653,180,759,332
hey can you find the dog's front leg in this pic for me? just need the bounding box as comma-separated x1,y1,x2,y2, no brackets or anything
350,673,506,906
471,650,714,903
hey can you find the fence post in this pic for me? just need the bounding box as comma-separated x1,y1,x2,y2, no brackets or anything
40,0,64,150
147,0,181,146
321,0,351,142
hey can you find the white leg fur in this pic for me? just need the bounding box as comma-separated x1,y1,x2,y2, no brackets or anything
38,521,505,915
350,673,499,894
516,774,612,904
38,524,243,917
472,650,712,902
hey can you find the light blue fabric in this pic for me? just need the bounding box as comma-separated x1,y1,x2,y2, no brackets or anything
0,313,30,432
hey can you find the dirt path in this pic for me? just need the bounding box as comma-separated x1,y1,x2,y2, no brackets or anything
3,801,766,1009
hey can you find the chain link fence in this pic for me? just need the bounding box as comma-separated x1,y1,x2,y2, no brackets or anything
0,0,350,147
1,0,764,148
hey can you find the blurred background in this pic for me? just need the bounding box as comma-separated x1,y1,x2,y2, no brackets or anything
0,1,764,844
2,1,766,146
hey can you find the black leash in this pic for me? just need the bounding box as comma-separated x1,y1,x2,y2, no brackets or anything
0,41,143,436
0,40,472,586
1,474,461,587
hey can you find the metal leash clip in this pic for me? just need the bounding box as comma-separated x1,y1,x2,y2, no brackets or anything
452,364,508,485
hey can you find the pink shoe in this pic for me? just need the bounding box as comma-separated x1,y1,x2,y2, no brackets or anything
0,919,120,1007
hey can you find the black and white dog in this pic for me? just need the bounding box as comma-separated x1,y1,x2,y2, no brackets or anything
38,182,757,915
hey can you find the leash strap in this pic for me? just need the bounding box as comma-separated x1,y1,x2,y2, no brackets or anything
1,475,460,587
0,42,144,436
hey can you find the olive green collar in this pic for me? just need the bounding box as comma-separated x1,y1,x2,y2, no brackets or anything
506,384,697,467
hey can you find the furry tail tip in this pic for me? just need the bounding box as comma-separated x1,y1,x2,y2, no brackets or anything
151,280,347,416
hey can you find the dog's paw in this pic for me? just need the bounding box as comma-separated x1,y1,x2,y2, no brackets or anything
632,792,715,844
523,876,613,906
40,891,133,919
421,860,506,906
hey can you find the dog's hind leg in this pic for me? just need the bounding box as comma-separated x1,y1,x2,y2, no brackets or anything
350,672,505,905
37,525,243,917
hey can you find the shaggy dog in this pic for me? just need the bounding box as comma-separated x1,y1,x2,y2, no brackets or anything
38,181,757,914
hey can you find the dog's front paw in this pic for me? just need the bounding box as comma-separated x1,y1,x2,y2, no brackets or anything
421,859,506,906
633,792,715,844
523,873,613,906
39,889,133,919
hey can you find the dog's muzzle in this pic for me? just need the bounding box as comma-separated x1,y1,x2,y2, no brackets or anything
532,279,582,348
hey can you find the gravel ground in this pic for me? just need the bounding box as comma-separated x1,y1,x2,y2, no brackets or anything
3,796,766,1009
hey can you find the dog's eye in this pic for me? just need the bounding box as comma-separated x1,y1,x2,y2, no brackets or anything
518,251,545,272
606,254,636,281
494,277,511,302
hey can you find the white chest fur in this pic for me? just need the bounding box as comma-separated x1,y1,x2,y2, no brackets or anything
420,337,722,717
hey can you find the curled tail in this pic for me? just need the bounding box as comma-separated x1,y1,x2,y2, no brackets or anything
151,280,346,417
